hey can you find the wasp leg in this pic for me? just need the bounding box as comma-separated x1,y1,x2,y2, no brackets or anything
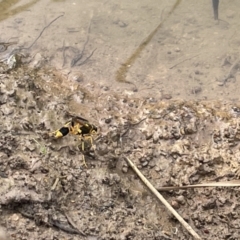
78,139,87,167
79,136,95,168
81,153,87,168
83,136,93,146
82,141,85,151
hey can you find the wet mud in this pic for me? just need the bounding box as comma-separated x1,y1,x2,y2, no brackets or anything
1,1,240,239
1,61,240,240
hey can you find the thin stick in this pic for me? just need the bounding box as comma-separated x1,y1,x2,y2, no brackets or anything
51,177,59,191
124,157,202,240
157,180,240,191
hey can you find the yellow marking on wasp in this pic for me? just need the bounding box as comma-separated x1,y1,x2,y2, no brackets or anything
50,117,98,167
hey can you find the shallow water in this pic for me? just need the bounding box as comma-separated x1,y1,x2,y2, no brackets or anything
1,1,240,239
1,0,240,101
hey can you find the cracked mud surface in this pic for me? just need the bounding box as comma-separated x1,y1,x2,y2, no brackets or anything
1,62,240,240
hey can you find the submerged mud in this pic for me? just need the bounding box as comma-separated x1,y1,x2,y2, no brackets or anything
0,62,240,240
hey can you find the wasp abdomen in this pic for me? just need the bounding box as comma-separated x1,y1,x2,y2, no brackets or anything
55,127,70,138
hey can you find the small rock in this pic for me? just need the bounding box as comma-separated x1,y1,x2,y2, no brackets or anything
23,75,30,80
26,143,36,152
218,196,227,206
11,214,19,221
141,161,149,167
72,72,84,82
123,146,131,153
152,131,159,144
105,118,112,124
176,195,185,205
97,143,108,156
102,86,109,91
148,160,156,168
154,166,161,172
202,199,216,210
171,200,179,209
1,104,14,115
30,53,44,68
122,166,128,173
206,215,213,224
145,131,153,140
171,143,184,155
112,173,121,183
162,93,172,100
114,148,121,155
112,142,118,148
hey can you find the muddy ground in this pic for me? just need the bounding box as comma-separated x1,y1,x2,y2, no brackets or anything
1,61,240,240
1,0,240,101
1,1,240,240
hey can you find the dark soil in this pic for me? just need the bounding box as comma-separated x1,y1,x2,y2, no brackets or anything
1,61,240,240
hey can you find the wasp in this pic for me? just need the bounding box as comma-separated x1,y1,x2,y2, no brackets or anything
50,116,98,166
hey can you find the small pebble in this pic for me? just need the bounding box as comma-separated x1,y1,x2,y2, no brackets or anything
148,160,156,168
72,73,84,82
102,86,109,91
162,94,172,100
171,200,179,209
141,161,148,167
97,144,108,156
176,195,185,205
122,166,128,173
152,131,159,144
105,118,111,124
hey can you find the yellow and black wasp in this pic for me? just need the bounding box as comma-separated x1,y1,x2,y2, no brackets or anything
50,116,98,166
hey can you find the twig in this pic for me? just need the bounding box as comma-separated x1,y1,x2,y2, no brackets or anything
51,177,59,191
157,180,240,191
124,156,202,240
170,54,200,69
